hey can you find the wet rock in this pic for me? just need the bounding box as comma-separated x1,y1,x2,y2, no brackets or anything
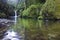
0,19,14,25
0,19,14,39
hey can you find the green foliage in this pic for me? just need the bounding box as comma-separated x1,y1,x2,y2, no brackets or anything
25,0,37,7
36,0,46,3
22,4,42,18
21,0,55,19
0,12,6,18
39,0,55,19
25,0,46,8
55,0,60,18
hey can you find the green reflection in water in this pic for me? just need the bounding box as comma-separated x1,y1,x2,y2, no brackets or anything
10,18,60,40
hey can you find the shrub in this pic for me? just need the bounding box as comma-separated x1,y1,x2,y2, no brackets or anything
22,4,42,18
38,0,55,19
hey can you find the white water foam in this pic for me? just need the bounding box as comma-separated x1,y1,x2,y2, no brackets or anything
2,30,20,40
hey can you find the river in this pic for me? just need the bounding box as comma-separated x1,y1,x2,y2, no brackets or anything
0,18,60,40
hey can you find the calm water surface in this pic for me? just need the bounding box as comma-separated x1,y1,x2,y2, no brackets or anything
1,18,60,40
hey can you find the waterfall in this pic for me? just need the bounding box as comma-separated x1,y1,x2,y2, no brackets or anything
14,10,17,24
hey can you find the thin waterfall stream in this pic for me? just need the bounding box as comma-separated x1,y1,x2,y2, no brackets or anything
14,10,17,24
2,10,24,40
0,0,25,40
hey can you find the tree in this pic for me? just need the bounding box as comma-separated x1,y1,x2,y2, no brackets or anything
38,0,55,19
22,4,42,18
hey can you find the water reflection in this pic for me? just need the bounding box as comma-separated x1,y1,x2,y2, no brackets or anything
18,18,60,40
0,18,60,40
18,19,46,40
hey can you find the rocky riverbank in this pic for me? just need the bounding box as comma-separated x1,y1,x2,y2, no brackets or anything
0,19,15,38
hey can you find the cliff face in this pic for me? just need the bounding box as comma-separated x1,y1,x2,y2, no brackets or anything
55,0,60,19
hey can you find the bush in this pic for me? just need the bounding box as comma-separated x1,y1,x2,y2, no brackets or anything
0,12,6,18
38,0,55,19
22,4,42,18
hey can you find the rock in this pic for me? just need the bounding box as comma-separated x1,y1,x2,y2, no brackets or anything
0,19,14,38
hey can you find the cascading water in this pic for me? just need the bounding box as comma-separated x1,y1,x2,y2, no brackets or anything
2,10,20,40
14,10,17,24
0,0,25,40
